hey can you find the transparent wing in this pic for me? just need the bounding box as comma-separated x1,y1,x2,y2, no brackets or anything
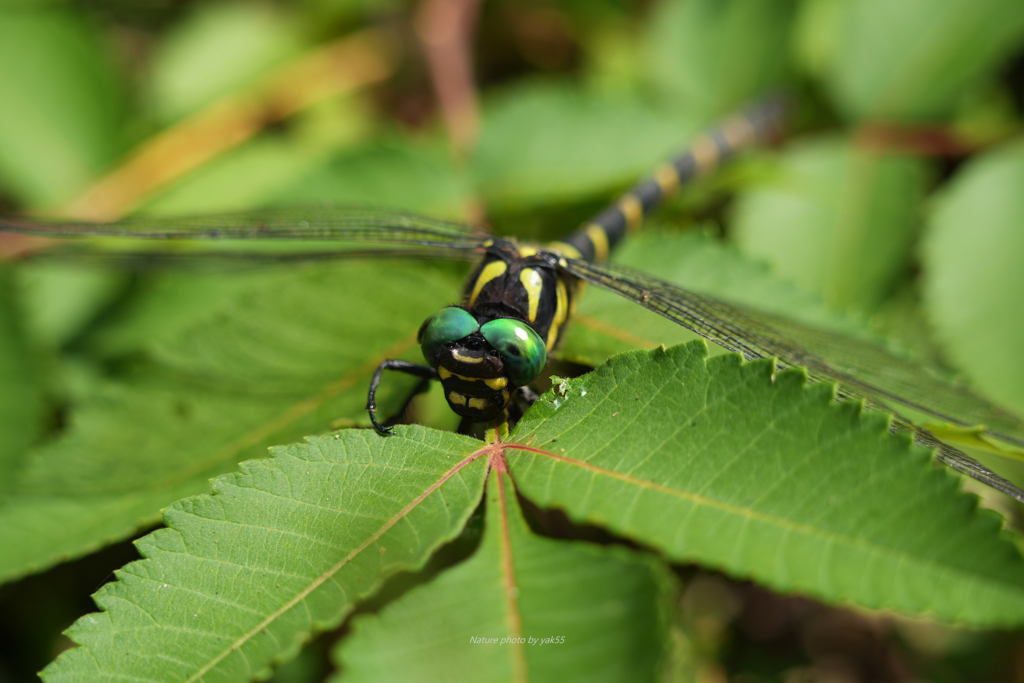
563,256,1024,503
0,206,493,251
22,246,484,270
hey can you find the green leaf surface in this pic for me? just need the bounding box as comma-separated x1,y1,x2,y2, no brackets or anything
144,136,471,223
792,0,846,79
39,341,1024,682
509,342,1024,627
0,267,43,492
474,83,696,208
828,0,1024,121
141,136,340,216
274,142,474,218
643,0,798,118
922,141,1024,416
41,428,489,683
336,469,672,682
147,3,304,122
0,259,465,582
563,228,865,365
731,135,929,310
0,7,124,207
15,262,127,348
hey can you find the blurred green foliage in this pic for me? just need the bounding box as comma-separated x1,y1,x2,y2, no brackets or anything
0,0,1023,681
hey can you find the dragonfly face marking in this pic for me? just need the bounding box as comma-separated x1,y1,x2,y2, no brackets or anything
434,339,515,421
438,366,509,391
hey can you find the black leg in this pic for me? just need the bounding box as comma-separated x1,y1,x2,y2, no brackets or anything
518,385,540,405
504,385,541,429
367,360,438,434
457,416,479,438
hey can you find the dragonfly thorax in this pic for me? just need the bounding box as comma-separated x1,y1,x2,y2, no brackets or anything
463,241,577,355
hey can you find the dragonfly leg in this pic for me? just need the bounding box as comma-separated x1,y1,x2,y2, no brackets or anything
518,385,540,404
367,360,438,434
503,385,542,428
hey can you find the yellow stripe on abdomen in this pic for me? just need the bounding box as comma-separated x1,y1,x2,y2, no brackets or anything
618,194,643,233
584,223,610,262
654,162,680,196
690,134,720,172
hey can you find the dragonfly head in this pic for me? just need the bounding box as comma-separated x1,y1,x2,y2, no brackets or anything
418,306,546,421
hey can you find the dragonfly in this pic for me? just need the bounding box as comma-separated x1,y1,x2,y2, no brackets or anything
2,98,1024,504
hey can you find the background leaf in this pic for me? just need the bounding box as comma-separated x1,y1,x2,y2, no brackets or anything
474,83,694,209
147,3,304,123
731,135,929,311
0,7,125,207
643,0,798,118
922,141,1024,416
563,228,866,364
0,267,43,493
828,0,1024,121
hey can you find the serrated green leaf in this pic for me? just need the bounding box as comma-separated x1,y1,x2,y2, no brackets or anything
732,135,929,310
643,0,798,118
39,342,1024,682
828,0,1024,121
509,342,1024,627
922,141,1024,416
40,428,489,683
0,7,125,207
0,259,465,582
336,468,672,682
474,83,696,208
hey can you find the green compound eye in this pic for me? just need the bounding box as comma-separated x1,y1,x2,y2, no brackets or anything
480,318,547,386
420,307,479,363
